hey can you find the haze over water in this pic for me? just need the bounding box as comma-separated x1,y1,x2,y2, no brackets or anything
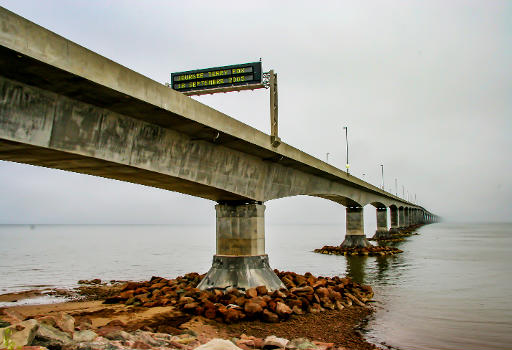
0,222,511,350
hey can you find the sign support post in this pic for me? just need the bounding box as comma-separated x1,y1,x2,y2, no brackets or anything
269,70,281,147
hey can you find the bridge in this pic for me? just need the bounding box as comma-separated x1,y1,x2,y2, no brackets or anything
0,7,438,290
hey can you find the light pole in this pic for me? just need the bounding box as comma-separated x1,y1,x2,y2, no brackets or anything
326,152,330,164
395,178,398,196
343,126,349,174
362,173,366,181
380,164,384,190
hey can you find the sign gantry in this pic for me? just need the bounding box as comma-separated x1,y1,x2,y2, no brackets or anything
170,62,280,147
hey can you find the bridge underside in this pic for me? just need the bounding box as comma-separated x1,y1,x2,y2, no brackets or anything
0,139,246,202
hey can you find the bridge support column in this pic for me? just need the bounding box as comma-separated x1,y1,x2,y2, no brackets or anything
197,202,285,291
398,207,405,229
372,207,391,239
341,207,372,248
389,206,400,234
404,208,410,228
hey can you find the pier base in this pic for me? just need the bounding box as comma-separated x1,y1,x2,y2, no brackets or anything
197,255,284,291
340,207,373,248
198,202,285,291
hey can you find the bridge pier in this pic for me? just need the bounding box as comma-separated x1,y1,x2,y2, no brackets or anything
341,207,372,248
372,207,391,239
389,206,400,234
404,208,411,228
398,207,405,230
197,202,285,291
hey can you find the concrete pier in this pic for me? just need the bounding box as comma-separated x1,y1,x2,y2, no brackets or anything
341,207,372,247
404,208,410,227
372,207,391,239
398,207,406,229
389,206,400,234
197,202,285,291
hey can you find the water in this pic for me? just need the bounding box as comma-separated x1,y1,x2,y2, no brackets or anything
0,223,511,349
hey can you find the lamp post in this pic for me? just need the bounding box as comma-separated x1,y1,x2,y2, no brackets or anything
395,178,398,196
343,126,349,174
326,152,330,164
380,164,384,190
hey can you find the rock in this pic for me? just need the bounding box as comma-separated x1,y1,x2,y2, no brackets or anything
292,305,304,315
224,308,244,323
245,288,258,299
1,319,39,348
289,338,316,350
244,301,263,315
256,286,268,296
263,335,289,349
2,309,27,323
34,323,73,347
36,316,57,328
312,341,335,350
73,330,98,342
262,309,279,323
75,317,93,331
101,329,133,341
131,340,152,349
275,302,292,317
195,339,244,350
54,313,75,334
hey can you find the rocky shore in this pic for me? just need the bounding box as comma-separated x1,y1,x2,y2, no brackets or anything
313,246,402,256
0,271,378,350
104,271,374,324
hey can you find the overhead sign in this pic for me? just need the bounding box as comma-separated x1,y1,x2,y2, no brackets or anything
171,62,262,93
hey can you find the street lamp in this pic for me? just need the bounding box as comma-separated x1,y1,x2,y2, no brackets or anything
395,178,398,196
380,164,384,190
343,126,349,174
326,152,330,164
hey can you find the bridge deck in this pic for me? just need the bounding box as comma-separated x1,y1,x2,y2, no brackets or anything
0,6,415,208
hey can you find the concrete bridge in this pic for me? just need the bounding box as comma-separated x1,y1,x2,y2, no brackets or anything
0,7,438,290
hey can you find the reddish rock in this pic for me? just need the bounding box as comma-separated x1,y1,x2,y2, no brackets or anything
183,302,199,310
119,290,135,299
315,287,329,298
204,307,217,319
150,282,166,290
255,286,268,296
121,282,140,291
130,340,151,349
244,301,263,315
224,308,244,323
134,287,149,295
292,305,304,315
290,286,314,294
262,309,279,323
245,288,258,299
234,296,247,306
275,302,292,317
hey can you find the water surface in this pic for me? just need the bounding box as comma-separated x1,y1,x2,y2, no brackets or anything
0,223,510,349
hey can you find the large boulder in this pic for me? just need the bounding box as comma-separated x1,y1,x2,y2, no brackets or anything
0,319,39,347
34,323,73,348
194,339,243,350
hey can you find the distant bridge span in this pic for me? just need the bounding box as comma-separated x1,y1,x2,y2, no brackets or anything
0,7,438,290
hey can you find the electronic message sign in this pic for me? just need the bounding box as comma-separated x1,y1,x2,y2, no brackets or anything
171,62,262,93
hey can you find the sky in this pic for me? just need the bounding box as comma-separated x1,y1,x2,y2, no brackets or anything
0,0,510,224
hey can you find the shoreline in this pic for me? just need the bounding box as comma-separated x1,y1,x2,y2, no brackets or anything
0,276,381,350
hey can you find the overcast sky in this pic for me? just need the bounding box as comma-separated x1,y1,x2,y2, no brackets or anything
0,0,510,224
